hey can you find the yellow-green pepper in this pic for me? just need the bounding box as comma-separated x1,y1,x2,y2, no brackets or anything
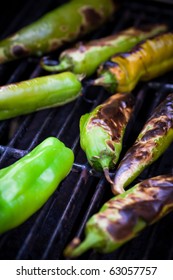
94,32,173,93
41,24,167,77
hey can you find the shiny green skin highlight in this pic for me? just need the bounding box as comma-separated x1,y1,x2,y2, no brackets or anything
0,72,82,120
0,0,115,64
0,137,74,234
41,24,167,77
64,175,173,257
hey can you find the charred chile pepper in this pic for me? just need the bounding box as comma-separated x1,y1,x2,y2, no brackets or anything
64,175,173,257
0,72,81,120
41,24,167,77
80,93,134,183
0,137,74,234
112,93,173,195
0,0,116,64
94,32,173,93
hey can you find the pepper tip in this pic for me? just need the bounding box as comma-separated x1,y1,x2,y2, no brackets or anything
64,237,81,259
103,168,114,185
111,182,125,195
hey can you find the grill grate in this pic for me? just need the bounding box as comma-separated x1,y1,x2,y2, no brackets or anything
0,0,173,260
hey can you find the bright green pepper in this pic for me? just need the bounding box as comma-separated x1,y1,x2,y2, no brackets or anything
64,175,173,258
0,72,81,120
0,0,116,64
0,137,74,234
80,93,134,183
112,93,173,195
93,32,173,93
41,24,167,77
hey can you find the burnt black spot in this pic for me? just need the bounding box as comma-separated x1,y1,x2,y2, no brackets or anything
82,7,102,25
119,52,131,59
128,200,163,222
141,126,167,141
103,60,119,70
79,25,86,33
100,176,173,241
89,93,134,143
106,140,115,151
131,44,144,54
12,45,29,58
106,209,137,240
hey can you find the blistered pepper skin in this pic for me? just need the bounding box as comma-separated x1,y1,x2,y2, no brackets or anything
94,32,173,93
64,175,173,257
0,137,74,234
41,24,167,77
0,72,82,120
0,0,116,64
80,93,134,183
112,93,173,194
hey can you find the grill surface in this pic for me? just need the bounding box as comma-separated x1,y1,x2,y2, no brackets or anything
0,0,173,260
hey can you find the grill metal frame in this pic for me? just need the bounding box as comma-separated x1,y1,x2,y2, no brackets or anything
0,0,172,260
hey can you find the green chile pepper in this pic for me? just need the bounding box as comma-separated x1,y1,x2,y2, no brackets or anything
0,137,74,234
0,72,81,120
41,24,167,77
0,0,116,64
93,32,173,93
64,175,173,258
112,93,173,195
80,93,134,183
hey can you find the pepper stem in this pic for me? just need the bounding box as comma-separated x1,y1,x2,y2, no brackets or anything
64,232,103,258
40,57,72,72
103,168,114,185
92,71,117,93
111,182,125,195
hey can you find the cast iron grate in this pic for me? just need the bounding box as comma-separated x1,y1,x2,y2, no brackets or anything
0,0,172,260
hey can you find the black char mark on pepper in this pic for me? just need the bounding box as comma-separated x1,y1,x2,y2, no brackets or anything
12,44,29,58
103,60,119,70
106,209,137,240
88,94,134,145
104,176,173,241
80,7,102,26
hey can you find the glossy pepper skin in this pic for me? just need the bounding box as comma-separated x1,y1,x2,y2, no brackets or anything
112,93,173,195
0,137,74,234
0,72,81,120
94,32,173,93
0,0,116,64
80,93,134,183
64,175,173,258
41,24,167,77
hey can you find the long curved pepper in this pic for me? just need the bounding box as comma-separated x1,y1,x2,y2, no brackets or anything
93,32,173,93
0,0,116,64
41,24,167,77
80,93,134,183
0,137,74,234
64,175,173,258
112,93,173,195
0,72,82,120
